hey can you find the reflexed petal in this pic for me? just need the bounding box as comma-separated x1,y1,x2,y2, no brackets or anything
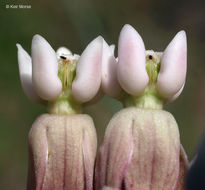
102,40,122,98
72,36,103,102
83,128,97,190
28,114,97,190
32,35,62,101
117,24,149,95
175,145,188,190
102,187,118,190
27,114,49,190
157,31,187,98
16,44,43,104
95,108,181,190
95,111,134,190
123,109,180,190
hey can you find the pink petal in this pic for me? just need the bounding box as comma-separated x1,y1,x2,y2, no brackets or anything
72,36,103,103
102,187,118,190
95,108,181,190
101,40,122,98
28,114,97,190
95,110,134,190
27,114,49,190
175,145,188,190
32,35,62,101
16,44,43,104
157,31,187,98
122,108,180,190
117,24,149,95
82,129,97,190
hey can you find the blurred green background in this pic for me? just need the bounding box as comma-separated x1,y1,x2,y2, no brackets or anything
0,0,204,189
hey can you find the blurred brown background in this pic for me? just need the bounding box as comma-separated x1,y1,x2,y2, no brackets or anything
0,0,204,189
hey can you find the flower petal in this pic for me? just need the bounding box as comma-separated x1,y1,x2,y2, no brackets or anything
28,114,97,190
95,110,134,190
16,44,43,104
157,31,187,98
27,114,49,190
32,34,62,101
72,36,103,102
117,24,149,95
95,108,181,190
102,40,122,98
175,145,188,190
122,108,180,190
82,128,97,190
102,187,118,190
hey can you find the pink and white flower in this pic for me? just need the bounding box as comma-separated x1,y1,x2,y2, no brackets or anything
17,34,103,103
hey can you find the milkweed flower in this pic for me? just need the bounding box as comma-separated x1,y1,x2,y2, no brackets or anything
95,24,188,190
17,35,103,190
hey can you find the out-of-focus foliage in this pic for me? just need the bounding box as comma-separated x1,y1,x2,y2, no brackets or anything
0,0,204,189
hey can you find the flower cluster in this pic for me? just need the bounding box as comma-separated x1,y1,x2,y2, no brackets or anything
17,24,188,190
